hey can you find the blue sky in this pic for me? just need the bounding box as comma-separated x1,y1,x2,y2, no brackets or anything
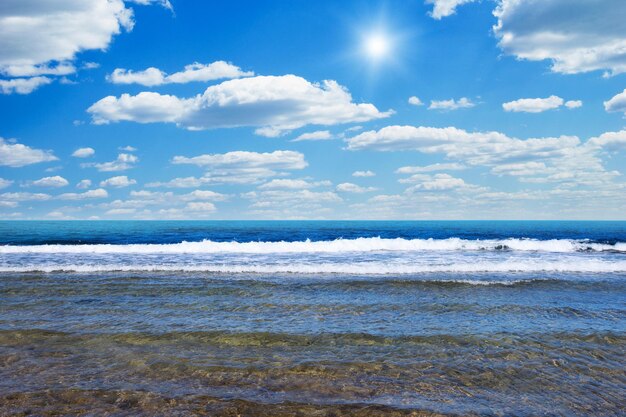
1,0,625,220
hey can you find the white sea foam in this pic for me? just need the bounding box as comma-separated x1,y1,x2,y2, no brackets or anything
1,259,625,274
0,237,624,254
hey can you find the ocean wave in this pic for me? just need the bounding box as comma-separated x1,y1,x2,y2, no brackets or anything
1,237,625,254
2,259,626,275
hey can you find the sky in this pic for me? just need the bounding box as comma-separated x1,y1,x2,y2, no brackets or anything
1,0,626,220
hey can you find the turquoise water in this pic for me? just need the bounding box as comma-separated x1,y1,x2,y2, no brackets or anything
0,221,625,415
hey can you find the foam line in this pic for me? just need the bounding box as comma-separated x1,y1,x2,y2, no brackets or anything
1,237,625,254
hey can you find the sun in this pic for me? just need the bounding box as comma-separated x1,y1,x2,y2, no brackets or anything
364,33,390,60
363,32,391,61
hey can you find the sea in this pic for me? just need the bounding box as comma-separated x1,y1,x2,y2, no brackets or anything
0,221,624,416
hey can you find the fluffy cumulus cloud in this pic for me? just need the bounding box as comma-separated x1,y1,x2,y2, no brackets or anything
0,137,57,167
100,175,137,188
0,76,51,94
80,187,230,219
502,96,582,113
399,173,480,192
0,0,169,94
408,96,423,106
352,170,376,177
494,0,626,76
146,150,308,187
179,190,228,201
587,130,626,152
76,179,92,189
185,202,217,213
1,192,51,202
347,125,576,163
292,130,333,142
108,61,254,86
0,178,14,189
604,89,626,115
244,188,342,219
30,176,69,188
428,97,475,111
58,188,108,200
72,147,95,158
336,183,377,193
396,163,466,174
346,125,619,187
425,0,477,19
88,75,392,136
82,153,138,172
258,179,330,190
565,100,583,109
173,150,307,171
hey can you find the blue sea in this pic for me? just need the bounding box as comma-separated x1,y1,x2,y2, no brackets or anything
1,221,625,416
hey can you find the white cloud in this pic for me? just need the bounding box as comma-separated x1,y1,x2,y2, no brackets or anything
144,151,309,187
428,97,475,111
185,202,217,212
336,183,377,193
100,175,137,188
30,176,69,188
396,163,466,174
58,188,108,200
494,0,626,76
604,89,626,115
491,161,547,177
173,150,307,171
108,61,253,86
118,146,137,152
46,211,68,218
106,208,136,215
426,0,477,19
346,126,578,164
244,189,342,212
88,75,392,136
72,147,95,158
346,125,617,187
0,178,13,189
127,0,173,11
179,190,228,201
76,179,92,189
1,192,51,201
565,100,583,109
146,176,206,188
0,137,57,167
146,174,273,188
408,96,423,106
502,96,571,113
2,63,76,78
94,189,227,219
400,173,479,192
352,170,376,177
258,179,330,190
129,190,172,200
83,153,138,171
587,130,626,152
107,67,164,86
0,76,51,94
0,0,169,80
292,130,333,142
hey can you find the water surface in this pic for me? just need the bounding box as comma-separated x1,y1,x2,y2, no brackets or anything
1,221,624,416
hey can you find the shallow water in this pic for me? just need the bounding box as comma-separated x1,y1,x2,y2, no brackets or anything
0,221,625,416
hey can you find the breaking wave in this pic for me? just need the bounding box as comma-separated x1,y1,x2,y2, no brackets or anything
1,237,625,254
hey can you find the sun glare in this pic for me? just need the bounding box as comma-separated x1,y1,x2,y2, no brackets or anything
364,33,390,60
